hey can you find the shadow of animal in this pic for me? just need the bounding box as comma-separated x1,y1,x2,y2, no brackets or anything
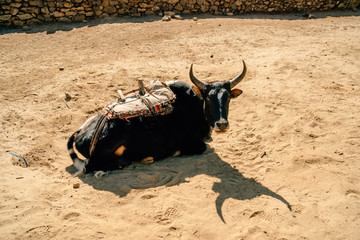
66,148,291,223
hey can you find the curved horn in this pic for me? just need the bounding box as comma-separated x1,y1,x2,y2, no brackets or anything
189,63,206,90
229,60,247,89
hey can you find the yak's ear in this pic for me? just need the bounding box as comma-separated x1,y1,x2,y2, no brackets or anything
192,86,203,98
230,89,243,98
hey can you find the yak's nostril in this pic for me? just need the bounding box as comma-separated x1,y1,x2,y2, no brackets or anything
215,121,229,131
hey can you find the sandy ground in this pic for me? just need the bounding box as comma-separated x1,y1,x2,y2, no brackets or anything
1,10,360,240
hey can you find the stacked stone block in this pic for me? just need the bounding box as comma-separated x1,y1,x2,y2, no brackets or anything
0,0,358,26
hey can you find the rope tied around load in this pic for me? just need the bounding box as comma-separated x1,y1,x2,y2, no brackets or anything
103,79,176,120
89,79,176,156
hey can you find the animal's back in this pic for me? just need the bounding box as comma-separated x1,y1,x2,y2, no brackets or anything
69,80,210,173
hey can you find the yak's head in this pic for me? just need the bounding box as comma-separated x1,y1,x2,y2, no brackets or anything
190,60,246,133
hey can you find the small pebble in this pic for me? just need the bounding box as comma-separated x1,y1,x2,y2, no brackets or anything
174,15,183,20
59,67,65,71
303,13,315,19
65,92,72,101
193,17,198,21
73,183,80,189
162,16,171,21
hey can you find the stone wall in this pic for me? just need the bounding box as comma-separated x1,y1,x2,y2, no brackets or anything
0,0,358,26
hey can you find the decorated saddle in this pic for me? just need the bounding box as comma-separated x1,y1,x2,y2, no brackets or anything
89,80,176,155
102,80,176,120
